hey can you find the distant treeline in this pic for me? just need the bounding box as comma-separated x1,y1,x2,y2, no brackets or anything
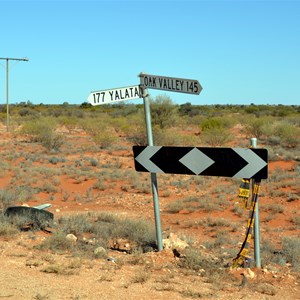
1,100,298,119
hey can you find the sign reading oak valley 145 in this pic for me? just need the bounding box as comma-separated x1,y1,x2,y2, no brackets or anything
87,85,141,105
140,74,202,95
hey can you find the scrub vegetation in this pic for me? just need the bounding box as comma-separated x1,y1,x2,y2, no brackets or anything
0,99,299,299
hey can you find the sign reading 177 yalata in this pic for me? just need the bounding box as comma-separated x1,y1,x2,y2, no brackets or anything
140,73,202,95
87,85,141,106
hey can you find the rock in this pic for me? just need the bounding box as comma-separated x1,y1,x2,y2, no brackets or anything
244,268,256,279
108,238,138,253
94,247,107,258
87,238,96,245
66,233,77,244
262,268,269,274
163,233,189,250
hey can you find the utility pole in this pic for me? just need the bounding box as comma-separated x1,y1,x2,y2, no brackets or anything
0,57,29,131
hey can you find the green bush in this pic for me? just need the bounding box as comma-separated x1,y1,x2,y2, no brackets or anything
20,117,56,139
38,213,157,254
282,236,300,271
200,117,233,131
58,116,79,133
20,117,64,151
150,95,178,129
0,189,17,211
201,127,232,146
274,122,300,148
0,214,19,237
243,117,272,139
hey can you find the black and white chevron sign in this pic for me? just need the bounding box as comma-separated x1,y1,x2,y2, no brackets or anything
133,146,268,179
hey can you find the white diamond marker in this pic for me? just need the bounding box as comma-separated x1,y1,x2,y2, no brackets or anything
179,148,214,175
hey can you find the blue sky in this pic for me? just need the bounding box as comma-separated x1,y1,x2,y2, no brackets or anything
1,0,299,105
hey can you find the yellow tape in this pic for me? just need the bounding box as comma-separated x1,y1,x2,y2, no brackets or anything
253,184,260,195
246,234,252,243
247,219,254,228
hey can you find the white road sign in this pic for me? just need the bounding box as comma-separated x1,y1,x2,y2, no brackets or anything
140,74,202,95
87,85,141,105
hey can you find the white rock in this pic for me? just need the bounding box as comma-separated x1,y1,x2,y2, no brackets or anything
244,268,256,279
94,247,107,257
162,233,189,250
66,233,77,244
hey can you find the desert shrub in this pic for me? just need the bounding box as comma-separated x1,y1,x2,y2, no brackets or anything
58,116,79,133
262,203,284,214
18,108,37,117
153,128,181,145
204,217,231,227
79,117,108,136
201,127,232,146
179,247,224,274
0,214,19,236
126,128,147,145
179,248,206,271
260,240,285,265
200,116,234,131
40,131,65,151
89,158,98,167
110,104,139,117
0,189,17,211
20,117,64,151
291,216,300,228
267,135,281,146
166,197,221,214
282,236,300,271
20,117,57,139
121,113,147,145
39,213,157,254
130,269,151,284
48,156,66,165
58,214,95,236
274,122,300,148
201,118,223,130
165,200,186,213
38,231,76,252
150,95,178,129
242,116,272,139
92,130,117,149
109,117,131,134
111,218,156,250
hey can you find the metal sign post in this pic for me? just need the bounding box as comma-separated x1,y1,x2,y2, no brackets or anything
139,77,163,251
137,72,203,251
251,137,262,268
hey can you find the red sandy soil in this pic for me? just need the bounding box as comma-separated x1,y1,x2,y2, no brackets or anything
0,123,299,300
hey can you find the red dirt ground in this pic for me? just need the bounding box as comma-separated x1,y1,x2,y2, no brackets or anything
0,123,299,299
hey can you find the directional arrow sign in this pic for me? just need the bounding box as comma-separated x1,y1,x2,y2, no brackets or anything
87,85,141,106
140,74,202,95
133,146,268,179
